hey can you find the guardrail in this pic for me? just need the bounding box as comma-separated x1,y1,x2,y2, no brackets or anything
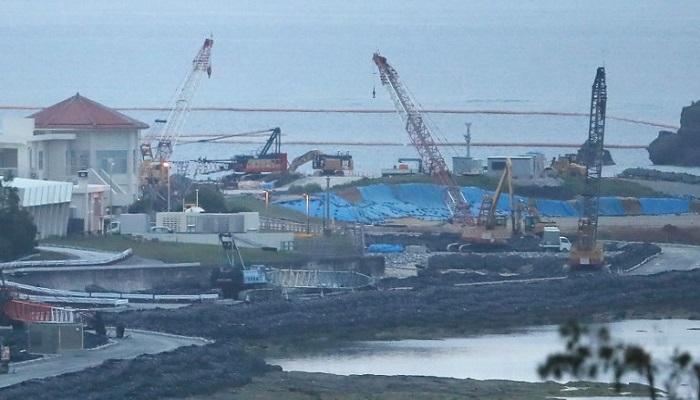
260,216,324,234
4,281,219,303
0,248,133,269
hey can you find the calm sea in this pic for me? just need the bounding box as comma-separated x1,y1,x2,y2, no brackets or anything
2,1,699,175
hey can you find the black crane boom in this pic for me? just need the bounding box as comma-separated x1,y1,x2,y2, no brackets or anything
570,67,607,267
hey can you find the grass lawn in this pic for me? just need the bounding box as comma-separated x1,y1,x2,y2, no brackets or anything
42,235,305,265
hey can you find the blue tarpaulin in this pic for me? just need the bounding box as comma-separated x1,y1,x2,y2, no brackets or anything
367,243,405,253
639,197,690,215
276,183,691,223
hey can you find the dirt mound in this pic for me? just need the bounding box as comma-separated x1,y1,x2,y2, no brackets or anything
620,197,642,215
335,187,363,204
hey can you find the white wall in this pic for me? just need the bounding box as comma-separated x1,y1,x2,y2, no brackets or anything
30,128,141,207
71,184,107,234
0,117,34,178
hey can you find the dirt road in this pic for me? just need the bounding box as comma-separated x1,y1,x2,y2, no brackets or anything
0,329,209,389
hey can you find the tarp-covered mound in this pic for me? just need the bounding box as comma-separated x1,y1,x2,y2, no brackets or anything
276,183,691,224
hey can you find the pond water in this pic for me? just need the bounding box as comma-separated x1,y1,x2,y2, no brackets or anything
270,319,700,382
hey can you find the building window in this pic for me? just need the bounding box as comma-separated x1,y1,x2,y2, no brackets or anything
38,151,43,170
0,149,18,168
70,151,90,173
491,160,506,170
96,150,128,174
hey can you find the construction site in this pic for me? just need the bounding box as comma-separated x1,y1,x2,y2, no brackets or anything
2,6,700,397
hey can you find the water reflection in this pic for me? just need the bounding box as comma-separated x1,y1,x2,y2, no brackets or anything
270,320,700,382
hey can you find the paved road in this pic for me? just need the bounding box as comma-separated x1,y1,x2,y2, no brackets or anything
0,329,209,388
627,244,700,275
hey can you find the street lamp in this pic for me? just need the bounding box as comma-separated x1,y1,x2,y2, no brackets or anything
108,159,115,217
303,193,310,234
263,190,270,210
162,161,171,212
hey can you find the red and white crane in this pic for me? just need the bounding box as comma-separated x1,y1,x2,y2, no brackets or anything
140,37,213,190
372,53,473,226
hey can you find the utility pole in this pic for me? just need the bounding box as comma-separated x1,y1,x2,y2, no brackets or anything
164,162,171,212
323,176,331,236
108,159,114,217
464,122,472,158
304,193,310,234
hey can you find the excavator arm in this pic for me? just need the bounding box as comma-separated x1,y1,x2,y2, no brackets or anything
289,150,322,172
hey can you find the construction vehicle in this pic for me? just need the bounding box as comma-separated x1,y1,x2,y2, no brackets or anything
212,233,267,298
382,158,423,176
289,150,354,176
180,128,288,176
375,52,522,250
569,67,607,268
539,226,572,252
373,53,472,225
231,128,287,174
139,37,213,204
550,154,586,177
522,202,558,236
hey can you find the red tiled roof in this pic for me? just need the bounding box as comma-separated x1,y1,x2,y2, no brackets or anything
30,93,149,131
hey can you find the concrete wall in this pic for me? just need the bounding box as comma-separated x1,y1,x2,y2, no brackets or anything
14,265,217,293
12,257,382,293
26,202,71,238
28,322,83,354
155,212,260,233
139,231,294,249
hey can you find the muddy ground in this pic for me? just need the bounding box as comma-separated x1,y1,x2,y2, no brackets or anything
377,242,661,289
188,371,649,400
3,267,700,399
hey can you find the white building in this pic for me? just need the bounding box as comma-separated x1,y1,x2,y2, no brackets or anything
71,180,108,235
3,178,73,239
486,153,546,180
27,93,148,209
0,117,34,178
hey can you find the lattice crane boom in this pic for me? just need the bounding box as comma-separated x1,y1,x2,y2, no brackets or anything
583,67,607,237
142,37,213,163
570,67,607,267
373,53,472,225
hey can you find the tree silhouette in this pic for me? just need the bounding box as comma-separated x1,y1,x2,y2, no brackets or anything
540,321,700,400
0,176,37,261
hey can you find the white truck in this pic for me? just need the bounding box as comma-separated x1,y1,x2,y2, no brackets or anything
107,213,150,235
539,226,571,252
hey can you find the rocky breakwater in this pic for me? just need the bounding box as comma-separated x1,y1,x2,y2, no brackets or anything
649,101,700,166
